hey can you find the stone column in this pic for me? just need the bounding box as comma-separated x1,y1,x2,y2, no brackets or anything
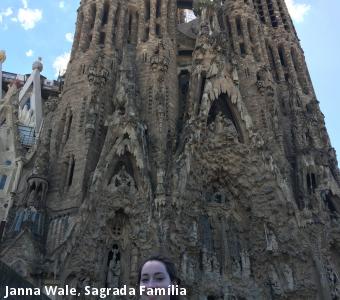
79,7,92,52
150,0,156,37
271,43,285,82
105,3,116,49
241,17,252,55
116,7,127,49
161,0,168,35
138,1,146,43
230,16,241,56
130,11,138,44
91,2,104,47
284,43,299,84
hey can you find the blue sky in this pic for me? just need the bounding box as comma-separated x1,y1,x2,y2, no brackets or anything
0,0,339,161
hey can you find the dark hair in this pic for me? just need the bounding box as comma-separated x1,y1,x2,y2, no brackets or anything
137,254,180,300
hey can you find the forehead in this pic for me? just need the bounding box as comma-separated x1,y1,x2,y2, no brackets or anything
141,260,168,275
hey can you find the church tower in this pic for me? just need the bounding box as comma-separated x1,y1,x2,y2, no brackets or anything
1,0,340,299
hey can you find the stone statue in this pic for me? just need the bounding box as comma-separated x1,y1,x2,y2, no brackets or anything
189,221,198,244
26,188,38,208
109,165,136,192
265,224,279,252
268,265,283,297
282,264,294,291
106,248,121,288
241,250,251,278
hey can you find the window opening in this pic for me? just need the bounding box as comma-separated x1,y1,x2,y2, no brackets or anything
102,2,109,26
0,175,7,190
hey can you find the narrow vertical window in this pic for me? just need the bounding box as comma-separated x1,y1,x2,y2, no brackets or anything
99,32,106,45
0,175,7,190
311,173,317,193
278,45,286,67
65,113,73,142
156,24,161,37
236,16,243,36
90,4,96,30
240,42,246,56
145,0,150,21
217,10,225,30
68,156,75,187
156,0,161,18
267,43,279,81
102,2,109,26
307,173,311,194
128,13,132,43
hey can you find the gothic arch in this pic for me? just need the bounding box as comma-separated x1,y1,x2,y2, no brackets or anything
202,89,249,143
207,93,244,142
198,66,253,143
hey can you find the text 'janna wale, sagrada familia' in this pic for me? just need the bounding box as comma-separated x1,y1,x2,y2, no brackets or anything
0,0,340,299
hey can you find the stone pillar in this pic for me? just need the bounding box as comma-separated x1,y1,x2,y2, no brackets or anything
230,17,241,56
79,6,90,52
271,43,285,82
150,0,156,37
263,0,273,26
55,217,63,249
91,2,104,47
241,17,252,55
138,1,146,43
116,6,127,49
284,43,299,85
105,3,116,49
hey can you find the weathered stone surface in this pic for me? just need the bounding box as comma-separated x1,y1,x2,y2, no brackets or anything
1,0,340,299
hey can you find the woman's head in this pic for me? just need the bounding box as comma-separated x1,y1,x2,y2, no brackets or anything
138,254,179,300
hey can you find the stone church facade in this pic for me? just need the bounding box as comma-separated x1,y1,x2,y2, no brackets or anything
1,0,340,299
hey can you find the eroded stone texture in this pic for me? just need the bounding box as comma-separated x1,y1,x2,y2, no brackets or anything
1,0,340,299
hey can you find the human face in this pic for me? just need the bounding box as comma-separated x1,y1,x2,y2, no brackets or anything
139,260,172,300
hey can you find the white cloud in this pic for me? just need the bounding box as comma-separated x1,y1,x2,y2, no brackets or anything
25,49,34,57
53,52,70,77
59,1,65,9
17,0,43,30
285,0,311,23
65,32,74,43
0,7,13,24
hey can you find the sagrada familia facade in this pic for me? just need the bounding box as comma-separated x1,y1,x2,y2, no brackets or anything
1,0,340,298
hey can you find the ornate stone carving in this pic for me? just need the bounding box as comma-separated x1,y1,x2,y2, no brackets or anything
106,246,121,288
87,55,110,87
